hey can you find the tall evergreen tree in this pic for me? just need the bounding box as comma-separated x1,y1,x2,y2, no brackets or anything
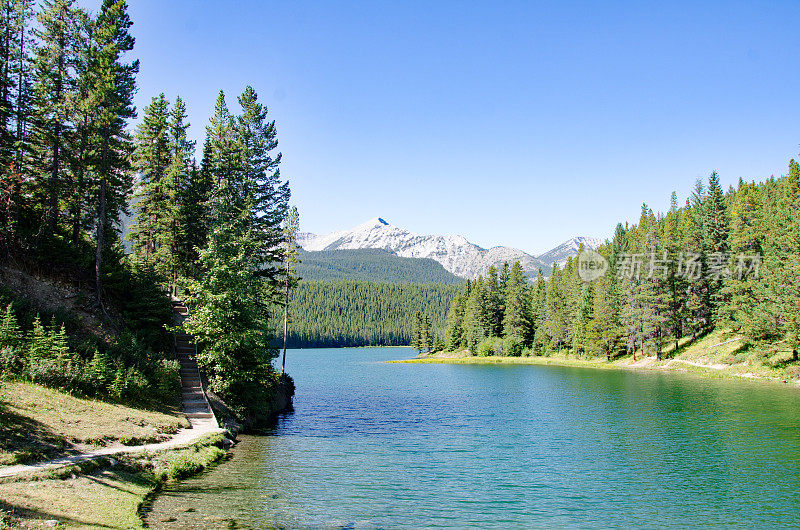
28,0,79,235
502,261,531,341
280,205,300,373
236,85,289,282
129,93,169,264
484,265,503,337
87,0,138,306
411,310,423,353
445,290,466,351
184,89,290,418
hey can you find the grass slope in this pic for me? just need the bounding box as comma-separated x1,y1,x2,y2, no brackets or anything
0,434,227,529
0,381,188,466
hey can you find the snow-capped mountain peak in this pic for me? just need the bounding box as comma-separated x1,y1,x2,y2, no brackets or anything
536,236,605,268
299,218,602,279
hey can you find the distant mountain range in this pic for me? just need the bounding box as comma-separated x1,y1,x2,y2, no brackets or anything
299,217,603,279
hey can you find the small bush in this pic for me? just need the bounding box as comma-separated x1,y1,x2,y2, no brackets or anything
477,337,505,357
0,346,23,376
503,335,524,357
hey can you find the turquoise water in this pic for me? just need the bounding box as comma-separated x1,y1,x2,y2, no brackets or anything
146,348,800,528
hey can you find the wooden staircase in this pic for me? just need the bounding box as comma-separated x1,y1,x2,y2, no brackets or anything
171,299,217,427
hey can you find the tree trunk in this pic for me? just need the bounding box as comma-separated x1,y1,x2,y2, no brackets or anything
95,177,105,304
794,349,798,362
15,12,24,164
46,43,64,232
281,259,289,374
71,118,87,247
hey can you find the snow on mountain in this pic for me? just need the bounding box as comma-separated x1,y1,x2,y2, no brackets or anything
299,217,603,279
536,236,605,268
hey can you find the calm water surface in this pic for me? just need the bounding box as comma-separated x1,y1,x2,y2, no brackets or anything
146,348,800,528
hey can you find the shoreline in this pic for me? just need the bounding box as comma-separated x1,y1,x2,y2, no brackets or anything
391,352,800,387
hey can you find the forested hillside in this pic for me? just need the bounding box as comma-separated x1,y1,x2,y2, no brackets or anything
443,167,800,367
297,249,464,284
0,0,293,424
281,281,460,348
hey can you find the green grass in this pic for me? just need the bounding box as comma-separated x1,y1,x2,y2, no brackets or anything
0,433,229,528
0,467,156,528
0,381,189,466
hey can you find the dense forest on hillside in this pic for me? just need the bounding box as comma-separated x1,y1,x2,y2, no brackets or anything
0,0,293,423
279,281,459,348
297,249,464,284
444,167,800,365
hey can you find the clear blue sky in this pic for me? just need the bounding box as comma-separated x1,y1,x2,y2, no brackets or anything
83,1,800,254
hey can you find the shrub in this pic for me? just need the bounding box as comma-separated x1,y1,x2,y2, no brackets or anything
0,346,23,377
152,358,181,403
477,337,504,357
503,335,524,357
0,303,21,350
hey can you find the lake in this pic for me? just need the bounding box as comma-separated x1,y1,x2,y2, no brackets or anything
146,347,800,528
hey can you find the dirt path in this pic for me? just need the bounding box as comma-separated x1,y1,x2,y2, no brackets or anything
0,416,223,478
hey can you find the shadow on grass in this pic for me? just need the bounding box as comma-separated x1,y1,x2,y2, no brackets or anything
0,397,74,466
0,499,116,528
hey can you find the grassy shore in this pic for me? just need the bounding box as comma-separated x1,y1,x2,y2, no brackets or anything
0,433,228,528
392,329,800,385
0,381,229,528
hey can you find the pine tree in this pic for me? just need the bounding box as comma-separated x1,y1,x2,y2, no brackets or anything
87,0,138,307
28,0,79,234
183,89,289,417
684,180,710,339
463,278,487,353
160,94,193,290
421,313,432,353
445,290,465,351
411,310,423,353
176,139,212,280
236,85,289,283
280,205,300,373
544,265,568,350
587,248,621,360
0,301,19,348
502,261,531,342
705,170,730,319
130,93,170,264
27,314,49,361
531,268,547,352
483,265,503,337
88,348,111,388
64,5,91,247
572,281,593,356
48,321,69,361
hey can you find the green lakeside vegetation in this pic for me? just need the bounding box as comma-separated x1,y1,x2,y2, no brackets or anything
0,0,296,526
417,167,800,382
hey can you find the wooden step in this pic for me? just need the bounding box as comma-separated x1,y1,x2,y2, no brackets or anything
186,412,214,419
183,403,212,413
